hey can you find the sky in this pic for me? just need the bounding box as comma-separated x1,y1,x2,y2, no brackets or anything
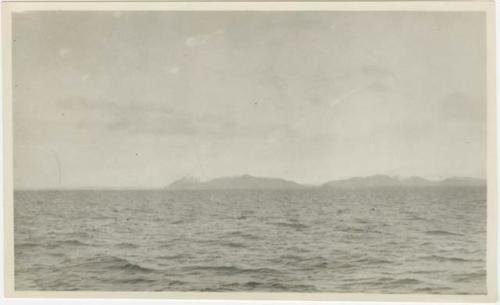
13,11,486,189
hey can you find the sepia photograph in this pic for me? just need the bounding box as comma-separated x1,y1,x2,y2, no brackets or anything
2,1,496,302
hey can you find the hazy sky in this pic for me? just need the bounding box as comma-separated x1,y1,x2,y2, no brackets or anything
13,11,486,189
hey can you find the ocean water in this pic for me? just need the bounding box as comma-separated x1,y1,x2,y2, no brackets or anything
14,187,486,294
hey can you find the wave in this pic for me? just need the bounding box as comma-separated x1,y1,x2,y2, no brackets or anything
347,277,423,288
407,214,428,221
114,242,139,249
64,232,91,239
50,239,90,247
16,242,40,249
352,257,393,265
310,261,328,268
114,277,157,284
389,278,422,285
196,239,247,249
71,255,157,273
337,226,369,234
354,218,370,224
272,222,309,230
220,281,317,292
425,230,463,236
18,237,92,250
269,282,317,292
286,246,310,253
167,280,188,286
157,254,185,260
278,254,304,261
183,265,282,276
414,286,453,294
271,255,329,270
334,262,355,269
227,231,259,240
245,281,263,288
421,255,482,263
220,242,246,248
451,271,486,282
408,269,442,275
116,262,157,274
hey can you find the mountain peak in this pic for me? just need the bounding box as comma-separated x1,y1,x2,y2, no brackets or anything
166,174,486,190
439,176,486,186
322,175,485,188
166,174,303,190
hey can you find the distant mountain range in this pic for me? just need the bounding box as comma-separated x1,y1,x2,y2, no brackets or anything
166,174,486,190
167,175,304,190
322,175,485,188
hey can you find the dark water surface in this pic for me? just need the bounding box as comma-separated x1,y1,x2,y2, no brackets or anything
14,187,486,293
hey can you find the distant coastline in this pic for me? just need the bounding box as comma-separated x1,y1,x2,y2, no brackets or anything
165,174,486,190
13,175,486,191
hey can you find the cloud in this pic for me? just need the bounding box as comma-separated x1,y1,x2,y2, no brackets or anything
330,83,370,106
185,29,225,48
107,113,197,136
361,65,390,77
361,65,395,91
438,92,485,123
324,65,395,107
58,47,70,57
168,66,180,75
55,97,195,135
54,97,288,138
56,97,175,115
195,112,276,138
81,73,90,81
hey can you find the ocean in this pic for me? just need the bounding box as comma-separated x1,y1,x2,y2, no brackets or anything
14,187,486,294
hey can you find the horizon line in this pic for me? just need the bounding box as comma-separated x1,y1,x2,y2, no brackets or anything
14,174,487,191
